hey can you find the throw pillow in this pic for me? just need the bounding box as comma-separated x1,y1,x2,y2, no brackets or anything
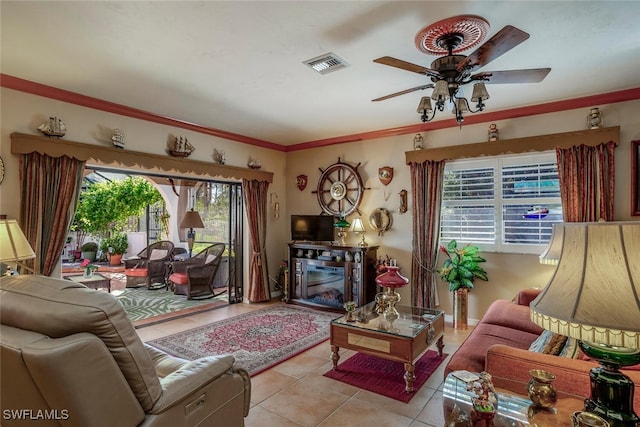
528,330,578,358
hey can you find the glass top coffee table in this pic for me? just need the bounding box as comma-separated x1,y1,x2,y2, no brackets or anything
443,371,583,426
330,301,444,393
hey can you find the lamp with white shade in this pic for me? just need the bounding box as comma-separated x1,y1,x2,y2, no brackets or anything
0,216,36,274
530,221,640,426
538,222,564,265
350,218,367,247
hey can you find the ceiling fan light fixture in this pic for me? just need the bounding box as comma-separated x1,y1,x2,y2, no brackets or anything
454,97,470,114
471,82,490,102
431,80,450,102
417,96,433,113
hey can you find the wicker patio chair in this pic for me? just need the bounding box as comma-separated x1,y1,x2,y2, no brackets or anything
124,240,174,290
169,243,225,300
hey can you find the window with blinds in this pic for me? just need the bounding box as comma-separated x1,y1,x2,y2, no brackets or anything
440,152,563,253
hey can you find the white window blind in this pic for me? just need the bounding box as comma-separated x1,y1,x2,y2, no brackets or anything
440,152,563,253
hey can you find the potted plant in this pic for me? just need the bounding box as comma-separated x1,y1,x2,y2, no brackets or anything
100,233,129,265
80,241,98,262
438,240,488,329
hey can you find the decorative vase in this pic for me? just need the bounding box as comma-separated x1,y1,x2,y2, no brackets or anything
528,369,557,409
453,288,469,330
83,268,94,278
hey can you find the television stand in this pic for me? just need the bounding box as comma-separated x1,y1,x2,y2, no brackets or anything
286,242,378,310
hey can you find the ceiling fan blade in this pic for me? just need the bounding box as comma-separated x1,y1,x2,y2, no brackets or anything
372,84,434,102
457,25,530,72
478,68,551,84
374,56,440,78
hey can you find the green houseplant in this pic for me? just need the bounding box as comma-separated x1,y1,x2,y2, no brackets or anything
438,239,488,330
438,239,488,292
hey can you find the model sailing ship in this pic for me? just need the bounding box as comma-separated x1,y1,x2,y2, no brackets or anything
168,136,194,157
37,117,66,137
112,129,125,149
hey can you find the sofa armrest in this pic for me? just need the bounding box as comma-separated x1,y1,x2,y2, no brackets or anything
486,344,595,399
514,288,542,306
151,354,238,411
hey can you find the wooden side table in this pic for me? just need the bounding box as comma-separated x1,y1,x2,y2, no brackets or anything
443,371,583,426
65,273,111,293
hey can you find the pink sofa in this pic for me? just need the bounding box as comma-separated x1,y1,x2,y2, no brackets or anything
444,288,640,413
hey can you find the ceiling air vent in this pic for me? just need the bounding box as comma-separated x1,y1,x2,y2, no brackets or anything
303,53,349,75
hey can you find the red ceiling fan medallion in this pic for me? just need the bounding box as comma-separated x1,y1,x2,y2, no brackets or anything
415,15,490,55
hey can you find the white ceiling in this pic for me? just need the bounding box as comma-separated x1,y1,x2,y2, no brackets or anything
2,1,640,147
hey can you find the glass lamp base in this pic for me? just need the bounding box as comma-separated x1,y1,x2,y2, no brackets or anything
579,341,640,427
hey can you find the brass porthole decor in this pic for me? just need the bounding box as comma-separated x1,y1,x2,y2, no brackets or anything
313,158,366,217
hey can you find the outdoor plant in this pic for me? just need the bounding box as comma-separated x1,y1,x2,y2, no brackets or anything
100,232,129,255
80,242,98,252
438,240,488,291
73,176,163,237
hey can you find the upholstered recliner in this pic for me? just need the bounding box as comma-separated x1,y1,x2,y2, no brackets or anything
170,243,226,300
124,240,174,289
0,275,251,427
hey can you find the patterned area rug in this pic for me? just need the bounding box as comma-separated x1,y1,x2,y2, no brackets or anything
323,350,448,403
147,304,339,375
116,287,227,325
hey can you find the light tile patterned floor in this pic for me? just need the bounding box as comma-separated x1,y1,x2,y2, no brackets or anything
136,298,472,427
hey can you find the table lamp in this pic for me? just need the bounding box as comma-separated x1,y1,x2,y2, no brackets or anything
538,222,564,265
334,216,350,246
350,217,367,247
529,222,640,427
180,210,204,257
0,216,36,274
375,259,409,323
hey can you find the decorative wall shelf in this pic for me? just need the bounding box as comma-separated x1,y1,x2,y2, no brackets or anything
10,132,273,183
405,126,620,164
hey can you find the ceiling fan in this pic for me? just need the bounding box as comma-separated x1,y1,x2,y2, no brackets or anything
372,15,551,125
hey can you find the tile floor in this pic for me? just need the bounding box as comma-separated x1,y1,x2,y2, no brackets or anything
133,292,472,427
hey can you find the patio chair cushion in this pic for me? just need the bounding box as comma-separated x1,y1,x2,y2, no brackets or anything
125,268,148,277
168,272,188,286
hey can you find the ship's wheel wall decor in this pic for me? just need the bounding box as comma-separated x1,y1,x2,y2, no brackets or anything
313,158,366,217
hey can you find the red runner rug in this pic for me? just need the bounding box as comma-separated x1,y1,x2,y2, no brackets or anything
147,304,338,376
323,350,448,403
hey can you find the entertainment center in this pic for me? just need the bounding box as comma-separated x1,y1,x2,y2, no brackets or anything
285,242,379,309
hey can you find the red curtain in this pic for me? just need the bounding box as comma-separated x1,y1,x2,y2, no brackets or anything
19,152,86,276
556,141,616,222
409,159,446,309
241,178,271,302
